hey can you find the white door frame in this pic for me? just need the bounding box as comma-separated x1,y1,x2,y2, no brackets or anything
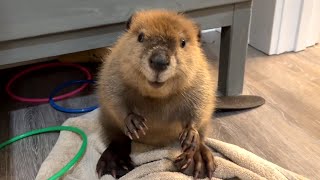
295,0,320,51
249,0,320,55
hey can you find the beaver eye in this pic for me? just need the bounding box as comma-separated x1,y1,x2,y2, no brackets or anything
138,33,144,42
181,39,186,48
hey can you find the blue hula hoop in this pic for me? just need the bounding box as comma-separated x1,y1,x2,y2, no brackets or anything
49,80,99,113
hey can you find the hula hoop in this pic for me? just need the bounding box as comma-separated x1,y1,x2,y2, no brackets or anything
0,126,88,180
5,62,92,103
49,80,98,113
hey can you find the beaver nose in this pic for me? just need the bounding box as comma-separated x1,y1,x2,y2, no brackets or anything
149,52,170,72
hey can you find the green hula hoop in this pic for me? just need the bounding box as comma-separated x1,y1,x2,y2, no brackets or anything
0,126,88,180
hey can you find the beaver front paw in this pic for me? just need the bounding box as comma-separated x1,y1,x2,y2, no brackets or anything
124,113,148,139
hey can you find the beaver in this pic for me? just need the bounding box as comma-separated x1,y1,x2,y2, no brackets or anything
96,9,217,179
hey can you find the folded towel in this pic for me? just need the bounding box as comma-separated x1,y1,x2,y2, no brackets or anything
35,109,307,180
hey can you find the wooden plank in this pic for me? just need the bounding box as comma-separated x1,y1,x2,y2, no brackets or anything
0,112,10,180
218,1,252,95
0,0,249,42
0,5,234,68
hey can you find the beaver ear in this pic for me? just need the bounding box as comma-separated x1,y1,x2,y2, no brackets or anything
197,29,202,42
126,13,136,30
195,24,202,42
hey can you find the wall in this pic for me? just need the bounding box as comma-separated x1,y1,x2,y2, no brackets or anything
249,0,320,55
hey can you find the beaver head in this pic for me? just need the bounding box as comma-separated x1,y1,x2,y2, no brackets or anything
115,9,205,98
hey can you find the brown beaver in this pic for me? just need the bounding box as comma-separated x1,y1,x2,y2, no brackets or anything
96,9,217,179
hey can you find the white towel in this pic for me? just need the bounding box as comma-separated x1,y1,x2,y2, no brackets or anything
36,109,307,180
